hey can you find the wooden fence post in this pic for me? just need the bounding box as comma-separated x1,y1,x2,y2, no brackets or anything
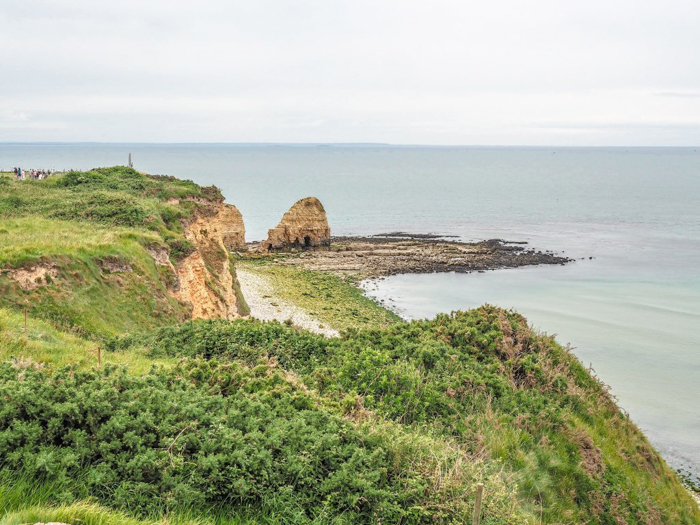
473,483,484,525
97,346,102,370
24,306,27,333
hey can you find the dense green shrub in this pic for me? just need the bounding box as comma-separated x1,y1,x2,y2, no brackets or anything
0,194,25,213
109,308,699,524
110,319,326,370
55,170,108,187
158,205,185,232
50,191,148,227
0,360,430,522
116,310,585,430
2,306,698,523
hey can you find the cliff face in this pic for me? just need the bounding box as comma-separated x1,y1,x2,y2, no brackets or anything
163,203,246,320
263,197,330,251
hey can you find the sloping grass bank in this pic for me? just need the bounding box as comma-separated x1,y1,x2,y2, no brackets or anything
0,217,188,336
0,307,177,374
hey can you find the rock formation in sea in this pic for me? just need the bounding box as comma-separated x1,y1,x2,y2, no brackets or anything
219,203,246,251
263,197,331,251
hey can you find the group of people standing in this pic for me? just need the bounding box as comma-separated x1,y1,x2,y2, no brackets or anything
12,167,53,181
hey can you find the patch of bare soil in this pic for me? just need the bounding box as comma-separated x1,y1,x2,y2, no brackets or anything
571,429,606,477
6,264,58,290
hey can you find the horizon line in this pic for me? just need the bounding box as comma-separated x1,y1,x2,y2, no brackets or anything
1,141,699,149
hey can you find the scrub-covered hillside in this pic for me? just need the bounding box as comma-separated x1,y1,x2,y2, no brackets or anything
0,168,697,524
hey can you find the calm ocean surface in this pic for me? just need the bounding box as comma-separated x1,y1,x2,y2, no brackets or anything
2,143,699,479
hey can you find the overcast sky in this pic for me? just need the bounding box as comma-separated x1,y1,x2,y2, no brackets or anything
2,0,700,145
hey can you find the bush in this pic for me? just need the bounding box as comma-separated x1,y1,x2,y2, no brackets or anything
0,360,427,522
158,205,184,232
49,192,148,227
166,238,196,262
107,309,700,524
56,170,107,187
110,319,326,370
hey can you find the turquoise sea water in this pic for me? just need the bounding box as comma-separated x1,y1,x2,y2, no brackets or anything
2,143,699,479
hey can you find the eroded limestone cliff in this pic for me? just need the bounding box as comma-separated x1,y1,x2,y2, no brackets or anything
152,202,247,320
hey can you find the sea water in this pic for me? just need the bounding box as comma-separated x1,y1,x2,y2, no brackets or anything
2,143,699,478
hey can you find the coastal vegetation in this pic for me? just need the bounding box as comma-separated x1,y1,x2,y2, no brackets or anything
0,168,698,524
0,166,235,336
236,258,400,332
0,307,177,374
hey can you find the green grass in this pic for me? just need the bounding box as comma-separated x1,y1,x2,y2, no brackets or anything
0,166,221,256
0,166,220,224
0,504,264,525
0,473,263,525
0,307,177,374
0,216,160,268
0,167,231,337
0,217,188,337
237,258,401,332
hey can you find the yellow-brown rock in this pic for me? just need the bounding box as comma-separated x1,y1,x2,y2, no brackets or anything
219,203,246,251
167,203,246,320
263,197,330,251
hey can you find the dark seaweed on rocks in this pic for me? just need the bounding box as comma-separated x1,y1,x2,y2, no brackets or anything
283,235,574,279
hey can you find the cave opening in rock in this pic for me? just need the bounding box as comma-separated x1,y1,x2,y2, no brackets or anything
304,236,311,247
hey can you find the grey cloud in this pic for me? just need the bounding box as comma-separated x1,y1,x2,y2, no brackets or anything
1,0,699,145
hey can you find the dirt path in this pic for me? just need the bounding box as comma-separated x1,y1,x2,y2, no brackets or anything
236,268,339,337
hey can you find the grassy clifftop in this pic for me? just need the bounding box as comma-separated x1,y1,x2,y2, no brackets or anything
0,166,224,336
0,168,697,524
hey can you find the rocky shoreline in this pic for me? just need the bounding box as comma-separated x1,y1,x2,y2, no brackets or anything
269,233,575,280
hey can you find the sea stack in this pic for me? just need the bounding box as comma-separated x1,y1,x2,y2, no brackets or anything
263,197,330,251
219,204,246,251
